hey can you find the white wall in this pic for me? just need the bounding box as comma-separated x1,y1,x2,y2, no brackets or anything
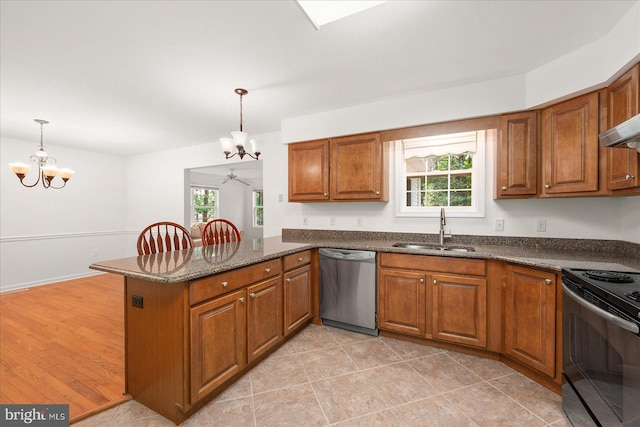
1,137,128,291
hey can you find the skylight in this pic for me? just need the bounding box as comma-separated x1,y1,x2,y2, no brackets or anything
296,0,388,29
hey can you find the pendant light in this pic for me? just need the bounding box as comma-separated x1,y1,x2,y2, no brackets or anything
219,88,261,160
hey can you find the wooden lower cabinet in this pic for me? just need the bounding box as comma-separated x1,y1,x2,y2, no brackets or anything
247,277,283,363
378,253,487,348
432,274,487,347
190,289,247,403
283,264,312,336
378,268,427,336
503,265,557,377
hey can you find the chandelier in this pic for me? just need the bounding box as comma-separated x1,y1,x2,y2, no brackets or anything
219,88,261,160
8,119,75,189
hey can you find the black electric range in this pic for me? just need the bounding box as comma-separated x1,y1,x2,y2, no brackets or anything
562,268,640,322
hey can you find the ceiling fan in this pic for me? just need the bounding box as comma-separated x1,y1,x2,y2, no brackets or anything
221,168,250,186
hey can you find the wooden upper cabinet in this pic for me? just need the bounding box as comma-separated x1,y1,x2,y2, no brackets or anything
496,111,538,198
606,64,640,191
288,132,388,202
288,139,330,201
330,133,387,200
541,92,600,196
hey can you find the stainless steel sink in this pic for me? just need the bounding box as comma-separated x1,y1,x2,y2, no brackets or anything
392,242,475,252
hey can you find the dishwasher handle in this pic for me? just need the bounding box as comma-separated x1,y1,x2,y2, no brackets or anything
319,248,376,262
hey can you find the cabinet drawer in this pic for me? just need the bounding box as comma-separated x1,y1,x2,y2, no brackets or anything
190,259,282,305
283,251,311,271
380,252,486,276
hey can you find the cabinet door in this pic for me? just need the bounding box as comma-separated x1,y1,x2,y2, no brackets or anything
330,133,386,200
288,140,330,201
497,111,538,197
432,274,487,348
247,277,283,363
283,264,312,337
503,265,556,377
541,92,599,195
190,289,246,404
607,64,640,190
378,268,426,336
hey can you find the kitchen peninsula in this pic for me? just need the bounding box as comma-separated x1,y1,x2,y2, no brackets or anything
90,233,640,424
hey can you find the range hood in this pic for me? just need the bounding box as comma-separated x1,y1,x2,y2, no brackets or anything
599,113,640,152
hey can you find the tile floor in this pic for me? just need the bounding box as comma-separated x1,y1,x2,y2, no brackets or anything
75,324,571,426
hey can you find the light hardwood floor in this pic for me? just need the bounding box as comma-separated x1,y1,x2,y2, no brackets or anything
0,273,129,423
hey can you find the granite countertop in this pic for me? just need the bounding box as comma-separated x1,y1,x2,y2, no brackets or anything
89,236,314,283
90,232,640,283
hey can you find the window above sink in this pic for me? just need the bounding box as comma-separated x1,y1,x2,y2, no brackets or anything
392,122,494,218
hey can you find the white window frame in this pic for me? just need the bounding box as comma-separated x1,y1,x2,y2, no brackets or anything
253,189,264,228
395,130,489,218
191,185,219,224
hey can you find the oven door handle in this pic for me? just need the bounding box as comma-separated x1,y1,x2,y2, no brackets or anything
562,283,640,334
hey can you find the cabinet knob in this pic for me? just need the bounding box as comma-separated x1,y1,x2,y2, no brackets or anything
375,191,380,195
298,257,303,262
286,278,291,283
544,184,550,189
221,281,228,287
249,292,256,298
239,297,245,303
545,279,552,285
419,278,424,283
265,268,271,273
626,174,635,180
433,279,437,285
502,186,507,191
323,193,328,197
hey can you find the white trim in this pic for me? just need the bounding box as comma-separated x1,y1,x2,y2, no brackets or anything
0,230,132,243
0,270,108,294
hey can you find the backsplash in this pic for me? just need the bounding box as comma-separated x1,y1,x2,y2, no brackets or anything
282,229,640,259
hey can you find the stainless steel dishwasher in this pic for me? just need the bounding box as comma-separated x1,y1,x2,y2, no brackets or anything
319,248,378,336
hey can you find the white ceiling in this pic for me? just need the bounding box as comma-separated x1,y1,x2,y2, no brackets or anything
1,0,636,157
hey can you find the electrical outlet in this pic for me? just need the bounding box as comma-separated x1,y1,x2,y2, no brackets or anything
330,216,336,226
357,217,363,227
278,193,283,202
302,216,308,226
536,218,547,232
132,295,144,309
495,218,504,231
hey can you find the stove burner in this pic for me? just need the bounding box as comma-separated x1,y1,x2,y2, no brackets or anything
627,291,640,302
583,270,634,284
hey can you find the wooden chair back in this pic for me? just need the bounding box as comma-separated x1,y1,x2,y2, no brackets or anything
137,221,194,255
201,219,241,245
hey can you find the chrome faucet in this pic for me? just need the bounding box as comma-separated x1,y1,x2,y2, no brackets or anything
439,208,452,245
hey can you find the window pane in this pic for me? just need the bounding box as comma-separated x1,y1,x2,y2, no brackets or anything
450,191,471,206
427,175,448,190
450,174,471,189
450,153,473,170
426,191,448,206
255,207,264,226
430,155,450,171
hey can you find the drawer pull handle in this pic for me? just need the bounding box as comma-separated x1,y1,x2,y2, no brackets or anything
265,268,271,273
249,293,256,298
298,257,303,262
544,184,550,189
239,297,245,303
502,186,507,191
626,174,635,180
221,281,228,288
545,279,552,285
286,278,291,283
